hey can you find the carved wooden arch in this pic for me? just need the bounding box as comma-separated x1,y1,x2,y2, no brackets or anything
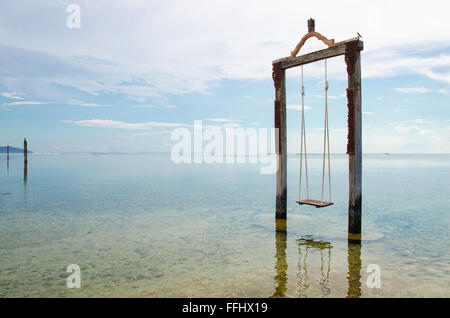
290,31,336,58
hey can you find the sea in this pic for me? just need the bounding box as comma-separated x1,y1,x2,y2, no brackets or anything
0,153,448,297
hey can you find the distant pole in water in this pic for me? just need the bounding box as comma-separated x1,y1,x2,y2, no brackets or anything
24,138,28,182
24,138,28,164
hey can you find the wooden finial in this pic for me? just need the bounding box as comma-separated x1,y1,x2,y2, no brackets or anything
290,19,335,58
308,18,315,33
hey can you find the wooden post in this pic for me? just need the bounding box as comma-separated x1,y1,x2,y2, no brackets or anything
6,143,9,161
23,138,28,182
24,138,28,164
345,43,362,240
273,62,287,219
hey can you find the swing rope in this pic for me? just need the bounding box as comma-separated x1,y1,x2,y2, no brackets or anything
298,65,309,201
298,60,332,207
321,59,332,203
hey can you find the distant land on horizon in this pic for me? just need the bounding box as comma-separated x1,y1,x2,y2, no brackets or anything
0,146,32,153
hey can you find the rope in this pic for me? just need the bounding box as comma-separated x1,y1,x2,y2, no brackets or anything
321,60,332,203
298,66,309,201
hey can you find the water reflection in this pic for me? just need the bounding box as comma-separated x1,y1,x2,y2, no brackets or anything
272,222,363,297
272,219,287,298
346,240,362,298
23,161,27,184
297,236,332,297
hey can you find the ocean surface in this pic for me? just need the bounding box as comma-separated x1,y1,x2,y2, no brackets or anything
0,153,449,297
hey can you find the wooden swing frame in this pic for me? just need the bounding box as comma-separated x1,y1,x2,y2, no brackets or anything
272,19,363,240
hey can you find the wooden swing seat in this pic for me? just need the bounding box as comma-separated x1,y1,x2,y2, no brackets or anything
296,199,334,208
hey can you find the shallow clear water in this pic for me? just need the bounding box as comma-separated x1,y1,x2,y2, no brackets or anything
0,153,449,297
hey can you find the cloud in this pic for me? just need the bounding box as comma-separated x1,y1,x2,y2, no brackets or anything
309,93,346,99
206,118,240,122
1,0,450,99
62,119,189,130
2,100,49,106
287,104,312,111
363,111,375,115
394,124,440,141
203,118,242,128
414,118,430,124
438,88,450,95
66,99,112,107
394,125,420,133
1,92,23,99
394,87,432,94
133,104,176,109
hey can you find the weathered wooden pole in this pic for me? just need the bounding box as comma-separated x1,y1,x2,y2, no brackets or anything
345,42,363,240
24,138,28,164
23,138,28,182
273,62,287,219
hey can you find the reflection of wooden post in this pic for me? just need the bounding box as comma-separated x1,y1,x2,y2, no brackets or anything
6,143,10,165
273,62,287,220
272,219,287,298
345,43,363,240
346,241,362,298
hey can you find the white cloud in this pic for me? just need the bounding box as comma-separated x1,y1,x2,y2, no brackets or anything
394,87,432,94
287,104,312,111
394,125,420,133
62,119,189,130
309,93,346,99
1,0,450,98
66,99,112,107
394,124,440,141
363,111,375,115
2,100,49,106
438,88,450,95
206,118,240,122
1,92,23,99
414,118,430,124
133,104,176,109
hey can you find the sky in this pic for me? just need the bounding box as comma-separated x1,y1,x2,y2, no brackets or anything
0,0,449,153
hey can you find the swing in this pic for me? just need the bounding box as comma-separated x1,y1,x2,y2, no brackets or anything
296,60,333,208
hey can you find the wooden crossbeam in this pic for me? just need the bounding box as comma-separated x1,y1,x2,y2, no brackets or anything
273,37,363,69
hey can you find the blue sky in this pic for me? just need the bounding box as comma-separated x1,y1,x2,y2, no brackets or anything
0,0,449,153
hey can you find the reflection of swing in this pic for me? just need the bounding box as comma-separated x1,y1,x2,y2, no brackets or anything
297,236,332,297
296,60,333,208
